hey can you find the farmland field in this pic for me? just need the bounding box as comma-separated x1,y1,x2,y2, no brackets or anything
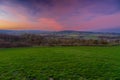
0,46,120,80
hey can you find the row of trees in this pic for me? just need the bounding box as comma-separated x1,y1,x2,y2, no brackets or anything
0,34,119,48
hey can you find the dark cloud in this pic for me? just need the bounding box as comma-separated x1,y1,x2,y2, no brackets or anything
1,0,120,16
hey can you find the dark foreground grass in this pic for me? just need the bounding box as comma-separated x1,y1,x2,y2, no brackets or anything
0,46,120,80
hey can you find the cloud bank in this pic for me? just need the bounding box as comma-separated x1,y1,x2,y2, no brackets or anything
0,0,120,31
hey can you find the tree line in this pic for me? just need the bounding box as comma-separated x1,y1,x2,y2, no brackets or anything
0,34,119,48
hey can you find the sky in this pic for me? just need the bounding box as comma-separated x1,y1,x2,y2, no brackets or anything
0,0,120,32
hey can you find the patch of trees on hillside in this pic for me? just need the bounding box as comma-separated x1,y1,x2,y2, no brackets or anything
0,34,120,48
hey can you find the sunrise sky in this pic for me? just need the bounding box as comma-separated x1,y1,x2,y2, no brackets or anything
0,0,120,32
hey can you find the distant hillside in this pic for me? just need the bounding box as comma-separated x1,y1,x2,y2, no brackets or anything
0,30,120,36
0,30,52,35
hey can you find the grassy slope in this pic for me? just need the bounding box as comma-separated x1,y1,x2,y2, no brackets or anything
0,46,120,80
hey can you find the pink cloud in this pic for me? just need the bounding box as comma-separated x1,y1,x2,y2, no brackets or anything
0,18,63,31
0,4,63,31
34,18,63,31
73,12,120,31
0,5,30,22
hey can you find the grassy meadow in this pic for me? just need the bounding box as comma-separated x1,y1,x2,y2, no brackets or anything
0,46,120,80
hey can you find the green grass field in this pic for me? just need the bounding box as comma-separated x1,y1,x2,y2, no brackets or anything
0,46,120,80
